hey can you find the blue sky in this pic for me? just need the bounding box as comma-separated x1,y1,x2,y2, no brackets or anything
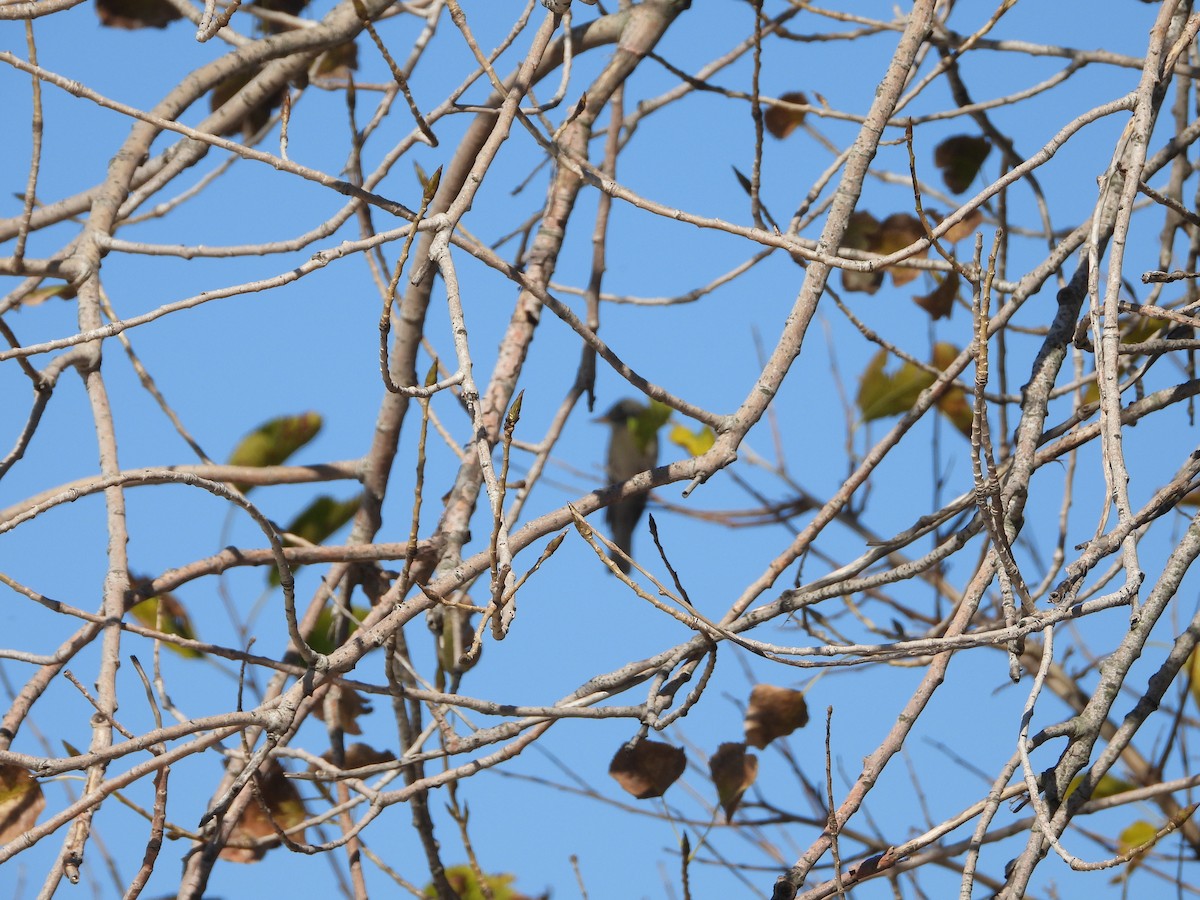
1,1,1193,898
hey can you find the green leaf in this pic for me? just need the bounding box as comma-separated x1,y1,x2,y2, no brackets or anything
856,349,935,422
425,865,521,900
129,592,204,658
227,412,322,492
270,493,362,585
306,604,369,656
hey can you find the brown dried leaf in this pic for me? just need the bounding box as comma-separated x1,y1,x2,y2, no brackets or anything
19,284,76,307
940,208,983,244
765,91,808,139
312,685,370,735
875,213,926,287
744,684,809,749
608,740,686,799
709,742,758,821
934,135,991,194
317,743,395,771
313,40,358,79
95,0,180,28
931,342,973,437
913,271,959,321
840,211,884,294
209,68,287,139
219,760,307,862
0,765,44,843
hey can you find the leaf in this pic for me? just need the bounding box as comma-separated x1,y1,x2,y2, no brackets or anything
227,412,322,492
743,684,809,749
669,423,715,456
220,760,307,863
764,91,808,139
20,284,76,307
427,865,544,900
312,40,358,78
934,135,991,194
282,494,361,546
312,685,370,735
1121,314,1173,347
1118,819,1160,855
270,493,362,584
840,211,885,294
939,207,984,244
209,68,287,138
709,742,757,821
428,604,479,676
913,271,959,320
127,579,204,658
317,743,395,772
931,342,972,438
1064,773,1135,802
0,764,44,844
305,604,369,656
1112,818,1160,882
95,0,181,28
731,166,753,196
838,211,927,290
247,0,309,35
1187,650,1200,711
609,740,686,799
856,349,935,422
874,213,927,287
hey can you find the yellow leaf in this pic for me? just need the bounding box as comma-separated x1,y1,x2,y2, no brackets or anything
0,765,44,843
1064,773,1135,801
669,423,715,456
1118,819,1160,855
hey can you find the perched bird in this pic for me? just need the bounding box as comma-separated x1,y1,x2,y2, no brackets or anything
597,399,659,573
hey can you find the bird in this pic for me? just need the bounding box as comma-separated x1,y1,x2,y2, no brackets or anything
597,398,659,573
